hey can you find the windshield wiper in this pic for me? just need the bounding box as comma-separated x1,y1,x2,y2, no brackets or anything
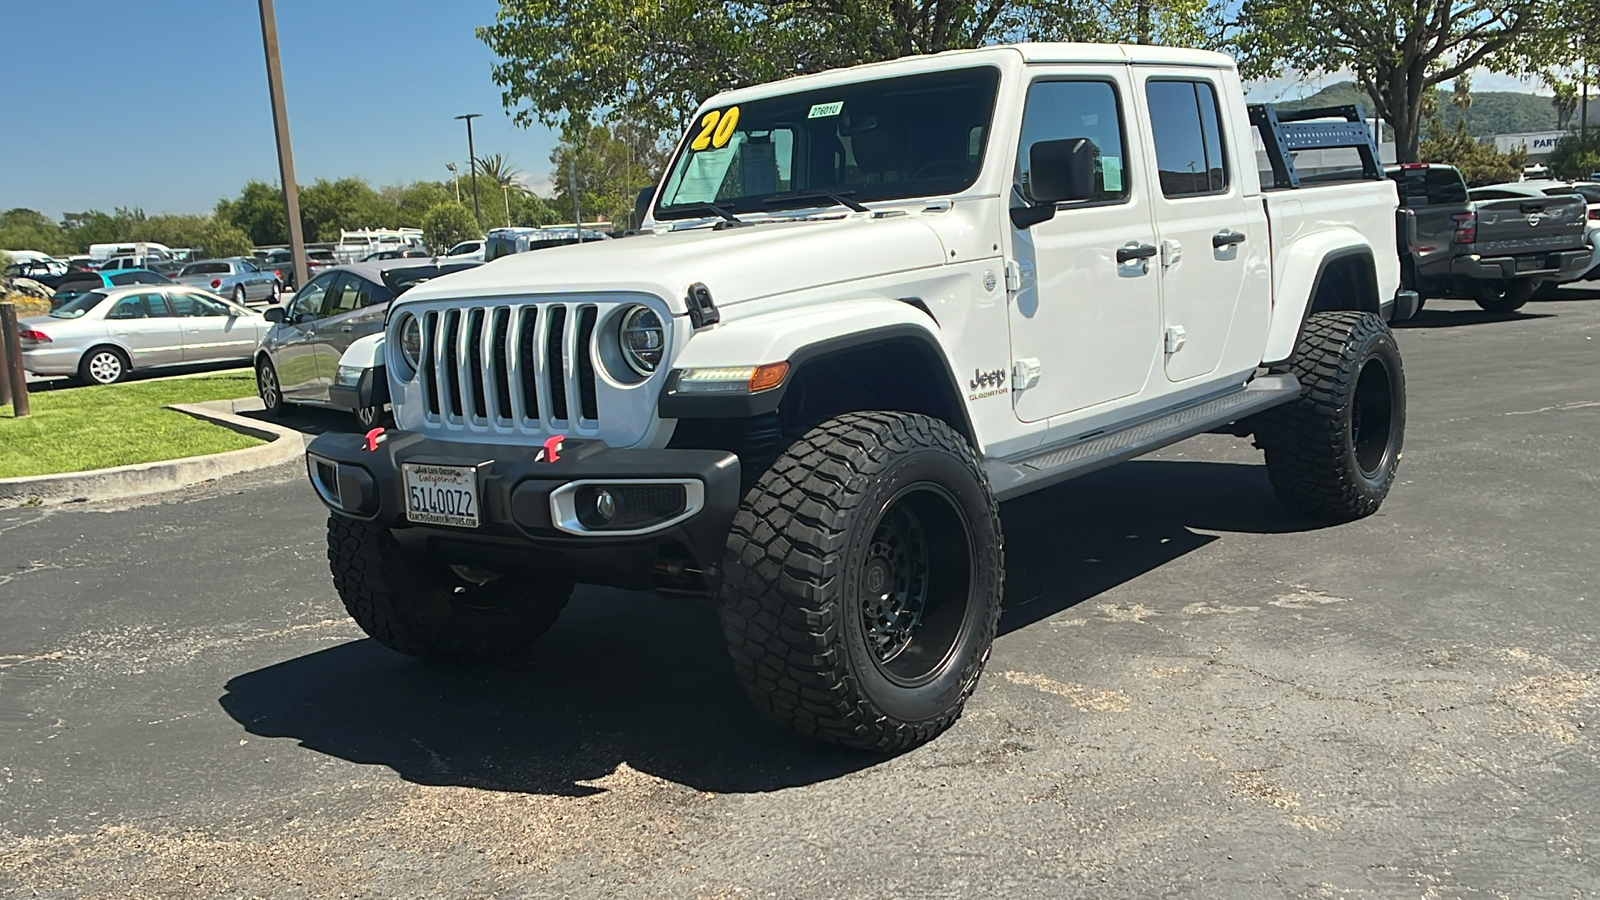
761,189,869,213
673,202,749,227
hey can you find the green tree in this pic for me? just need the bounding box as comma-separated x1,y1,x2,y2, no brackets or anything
479,0,1225,134
1419,116,1528,185
216,181,289,247
1232,0,1572,163
389,181,456,228
508,189,561,227
421,202,481,252
551,119,674,227
298,177,392,242
0,209,74,256
1547,132,1600,180
192,220,254,259
474,153,525,226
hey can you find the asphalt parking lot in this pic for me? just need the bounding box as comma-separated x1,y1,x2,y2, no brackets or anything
3,288,1599,898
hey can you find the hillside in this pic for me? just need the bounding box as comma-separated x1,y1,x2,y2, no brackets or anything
1273,81,1596,138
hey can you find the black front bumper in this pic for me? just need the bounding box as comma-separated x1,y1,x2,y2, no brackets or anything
304,430,740,589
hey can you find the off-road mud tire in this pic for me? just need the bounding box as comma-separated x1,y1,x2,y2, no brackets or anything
1257,310,1405,520
327,514,571,663
718,412,1004,752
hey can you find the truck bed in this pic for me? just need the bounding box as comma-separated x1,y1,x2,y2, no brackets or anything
1263,179,1402,312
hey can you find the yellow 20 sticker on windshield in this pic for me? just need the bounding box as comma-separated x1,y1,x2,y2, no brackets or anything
690,106,741,151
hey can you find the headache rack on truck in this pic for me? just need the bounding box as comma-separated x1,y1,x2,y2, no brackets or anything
1250,103,1383,189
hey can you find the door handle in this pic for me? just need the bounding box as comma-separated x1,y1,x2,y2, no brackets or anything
1213,229,1248,249
1117,242,1158,264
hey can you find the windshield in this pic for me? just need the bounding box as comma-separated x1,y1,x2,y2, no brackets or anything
51,290,109,318
655,66,1001,220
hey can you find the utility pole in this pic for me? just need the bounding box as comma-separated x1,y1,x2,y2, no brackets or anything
446,162,460,203
569,158,583,243
257,0,307,292
455,114,483,225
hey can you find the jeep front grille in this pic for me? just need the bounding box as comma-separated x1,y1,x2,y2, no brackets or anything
414,301,604,433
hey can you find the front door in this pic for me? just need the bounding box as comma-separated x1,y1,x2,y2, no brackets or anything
1007,71,1161,423
274,274,333,399
1135,72,1258,383
167,289,257,362
103,291,184,368
310,273,388,396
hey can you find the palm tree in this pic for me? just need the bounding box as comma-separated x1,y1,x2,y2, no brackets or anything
474,154,523,226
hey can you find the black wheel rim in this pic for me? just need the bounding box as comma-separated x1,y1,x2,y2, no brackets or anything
1351,355,1396,478
857,483,975,687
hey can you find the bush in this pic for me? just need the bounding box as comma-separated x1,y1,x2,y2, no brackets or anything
1547,132,1600,182
421,202,481,252
1419,117,1527,186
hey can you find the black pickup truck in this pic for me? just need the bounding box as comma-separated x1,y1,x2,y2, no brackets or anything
1389,163,1591,313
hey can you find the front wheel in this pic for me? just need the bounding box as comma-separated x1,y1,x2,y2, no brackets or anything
1256,310,1405,520
327,515,571,662
1473,279,1535,312
354,404,390,429
256,357,287,416
719,412,1003,752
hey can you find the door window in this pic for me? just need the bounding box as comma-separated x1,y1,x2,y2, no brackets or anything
320,274,373,317
1145,80,1229,197
287,276,332,324
106,292,173,320
167,291,232,317
1015,80,1130,205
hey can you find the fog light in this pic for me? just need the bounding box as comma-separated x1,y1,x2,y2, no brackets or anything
593,488,615,523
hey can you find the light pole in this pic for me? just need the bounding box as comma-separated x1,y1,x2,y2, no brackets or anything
445,162,460,203
257,0,307,291
455,114,483,225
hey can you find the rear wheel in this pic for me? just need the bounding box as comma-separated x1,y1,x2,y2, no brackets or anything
1256,310,1405,520
719,412,1003,752
1473,279,1535,312
78,346,129,385
233,284,247,305
327,515,571,662
256,357,286,415
269,280,282,303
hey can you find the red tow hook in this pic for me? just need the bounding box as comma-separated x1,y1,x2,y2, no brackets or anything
542,435,563,463
363,427,386,452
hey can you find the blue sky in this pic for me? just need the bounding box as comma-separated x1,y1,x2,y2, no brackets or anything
0,2,1549,222
0,0,561,219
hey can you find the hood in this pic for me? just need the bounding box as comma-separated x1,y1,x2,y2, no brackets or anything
396,214,951,313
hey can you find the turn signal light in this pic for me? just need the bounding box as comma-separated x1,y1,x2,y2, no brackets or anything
748,362,789,392
675,362,790,394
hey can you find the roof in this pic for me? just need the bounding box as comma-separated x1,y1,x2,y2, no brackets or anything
704,42,1236,108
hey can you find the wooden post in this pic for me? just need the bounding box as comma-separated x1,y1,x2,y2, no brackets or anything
0,306,11,408
0,303,29,417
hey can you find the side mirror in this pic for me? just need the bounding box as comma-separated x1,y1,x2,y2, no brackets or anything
633,186,656,230
264,307,286,323
1010,138,1097,229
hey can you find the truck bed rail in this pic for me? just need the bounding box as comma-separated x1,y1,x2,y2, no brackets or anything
1250,104,1382,190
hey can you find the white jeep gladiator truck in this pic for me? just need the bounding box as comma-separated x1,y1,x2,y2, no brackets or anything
306,43,1411,751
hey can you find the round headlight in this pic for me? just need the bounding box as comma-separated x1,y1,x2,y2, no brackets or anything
399,315,423,370
619,306,664,376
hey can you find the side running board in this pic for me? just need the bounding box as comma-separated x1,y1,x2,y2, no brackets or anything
983,374,1301,501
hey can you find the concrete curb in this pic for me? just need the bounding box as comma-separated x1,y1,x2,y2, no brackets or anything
0,398,307,507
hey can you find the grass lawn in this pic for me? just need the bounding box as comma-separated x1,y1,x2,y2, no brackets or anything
0,374,262,478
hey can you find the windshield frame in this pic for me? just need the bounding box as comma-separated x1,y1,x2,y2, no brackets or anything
653,64,1003,222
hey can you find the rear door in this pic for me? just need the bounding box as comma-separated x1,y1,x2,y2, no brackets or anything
103,291,185,367
1133,71,1262,384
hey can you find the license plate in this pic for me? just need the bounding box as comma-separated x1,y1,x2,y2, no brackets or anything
403,464,481,528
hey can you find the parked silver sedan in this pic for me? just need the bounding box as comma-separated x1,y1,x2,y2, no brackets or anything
18,284,270,385
174,258,284,305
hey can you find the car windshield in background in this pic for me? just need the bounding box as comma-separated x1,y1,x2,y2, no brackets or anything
181,262,230,276
655,66,1001,220
50,290,109,318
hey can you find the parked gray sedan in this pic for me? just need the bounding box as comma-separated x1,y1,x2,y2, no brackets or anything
174,258,283,305
18,284,269,385
255,259,480,425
